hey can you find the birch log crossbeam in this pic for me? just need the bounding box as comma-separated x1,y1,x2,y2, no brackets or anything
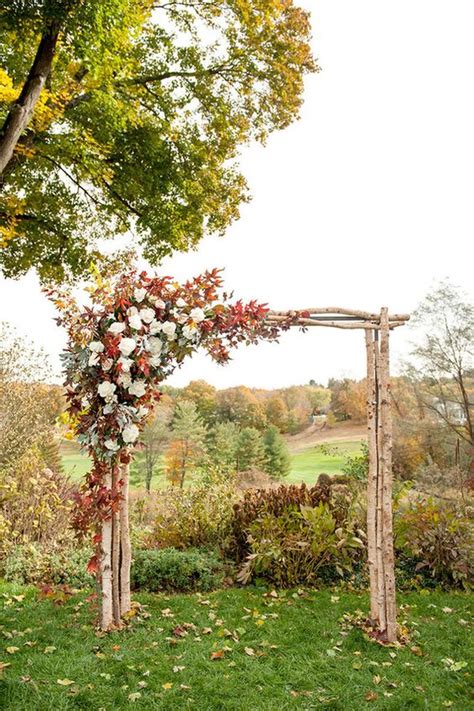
266,305,408,644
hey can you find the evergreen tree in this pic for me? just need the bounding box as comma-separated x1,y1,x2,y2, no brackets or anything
262,425,291,478
236,427,265,472
208,421,239,475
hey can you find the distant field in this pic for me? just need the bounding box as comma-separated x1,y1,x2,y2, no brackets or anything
287,439,364,485
61,436,365,489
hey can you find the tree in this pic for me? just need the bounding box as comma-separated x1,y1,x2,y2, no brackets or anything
235,426,265,471
0,321,57,467
165,400,207,488
407,281,473,450
136,397,173,492
208,421,239,475
406,281,474,476
262,425,290,478
265,394,289,432
0,1,316,280
216,386,268,430
181,380,217,425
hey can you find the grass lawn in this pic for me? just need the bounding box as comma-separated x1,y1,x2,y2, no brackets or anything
0,582,472,710
287,440,364,485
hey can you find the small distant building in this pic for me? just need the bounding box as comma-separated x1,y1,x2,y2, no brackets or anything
432,398,468,426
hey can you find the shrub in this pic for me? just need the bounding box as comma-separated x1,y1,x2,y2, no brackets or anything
131,548,224,592
0,448,76,558
237,501,364,587
149,478,238,550
394,499,474,589
228,483,332,563
2,543,94,588
228,482,364,587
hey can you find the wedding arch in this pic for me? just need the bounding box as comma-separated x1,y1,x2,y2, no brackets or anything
51,272,408,644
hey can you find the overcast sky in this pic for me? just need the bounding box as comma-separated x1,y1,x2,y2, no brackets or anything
1,0,472,389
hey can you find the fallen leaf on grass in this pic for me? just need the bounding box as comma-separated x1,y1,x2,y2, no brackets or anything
410,646,423,657
6,647,19,654
173,666,185,673
128,692,142,701
162,682,173,690
365,691,379,702
44,646,56,654
210,650,226,660
0,662,11,676
57,679,75,686
244,647,255,656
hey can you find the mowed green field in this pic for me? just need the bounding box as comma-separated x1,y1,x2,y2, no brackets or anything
60,438,366,489
287,440,365,485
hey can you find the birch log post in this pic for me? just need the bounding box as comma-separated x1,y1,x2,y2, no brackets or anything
374,332,387,633
379,308,397,642
119,460,132,617
111,465,121,626
100,468,113,630
365,329,379,622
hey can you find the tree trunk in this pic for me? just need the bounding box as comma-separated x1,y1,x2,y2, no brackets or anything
100,468,113,630
119,461,132,617
0,27,59,175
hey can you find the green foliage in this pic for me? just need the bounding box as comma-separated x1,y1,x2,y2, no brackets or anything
395,499,474,589
236,426,265,471
341,442,369,481
228,482,332,563
2,543,93,588
0,448,75,558
131,547,224,593
150,479,238,550
237,497,364,587
262,425,290,478
207,421,239,475
0,1,316,280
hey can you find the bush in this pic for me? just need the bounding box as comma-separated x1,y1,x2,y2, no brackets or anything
131,548,225,592
394,499,473,589
2,543,94,588
150,478,237,550
228,483,332,563
0,448,76,558
228,483,364,587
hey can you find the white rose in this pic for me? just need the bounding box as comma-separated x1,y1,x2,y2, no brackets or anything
140,307,155,324
129,313,142,330
108,321,126,335
137,406,149,419
155,298,166,309
119,337,137,357
118,372,132,389
103,402,116,415
98,381,117,401
134,287,147,303
176,312,188,324
149,319,162,334
162,321,177,339
88,352,100,367
104,439,120,451
150,354,162,367
190,307,205,323
175,297,186,308
128,380,147,398
146,337,163,355
89,341,105,353
182,324,197,340
122,423,139,444
118,356,133,372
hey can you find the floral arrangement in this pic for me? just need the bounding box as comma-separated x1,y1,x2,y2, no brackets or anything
49,268,301,541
